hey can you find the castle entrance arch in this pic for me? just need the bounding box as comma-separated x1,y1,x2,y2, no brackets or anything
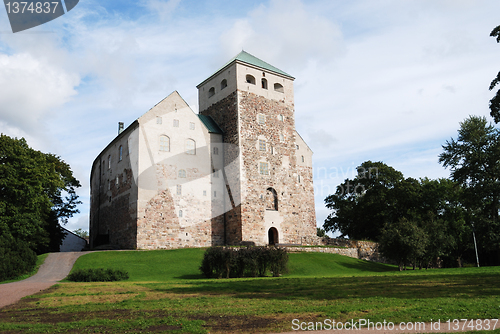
268,227,278,245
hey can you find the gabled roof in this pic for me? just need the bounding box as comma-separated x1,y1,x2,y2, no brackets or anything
197,51,294,87
198,114,224,135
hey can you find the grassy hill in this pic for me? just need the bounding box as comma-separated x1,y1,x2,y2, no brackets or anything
69,248,397,281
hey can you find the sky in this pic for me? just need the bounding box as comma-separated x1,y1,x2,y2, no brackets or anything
0,0,499,234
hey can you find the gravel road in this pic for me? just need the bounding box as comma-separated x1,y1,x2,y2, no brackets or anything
0,251,90,308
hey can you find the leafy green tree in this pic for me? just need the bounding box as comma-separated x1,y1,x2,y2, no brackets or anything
439,116,500,264
379,218,428,271
489,25,500,123
0,135,81,253
316,227,326,238
73,228,89,239
324,161,405,241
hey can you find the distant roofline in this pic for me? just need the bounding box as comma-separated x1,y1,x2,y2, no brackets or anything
197,51,294,88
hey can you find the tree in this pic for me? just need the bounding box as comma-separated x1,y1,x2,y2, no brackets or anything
489,25,500,123
73,228,89,239
0,135,81,254
439,116,500,264
379,218,428,271
324,161,405,241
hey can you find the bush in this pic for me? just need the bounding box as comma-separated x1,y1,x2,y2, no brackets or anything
67,268,129,282
199,246,288,279
0,235,37,281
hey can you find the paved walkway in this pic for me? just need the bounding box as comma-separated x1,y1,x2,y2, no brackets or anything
0,252,90,308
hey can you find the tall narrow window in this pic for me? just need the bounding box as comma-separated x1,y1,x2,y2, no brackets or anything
259,139,266,151
258,114,265,125
261,78,268,89
208,87,215,97
177,184,182,195
266,188,278,211
159,135,170,152
186,139,196,155
279,134,284,142
301,155,305,163
179,210,183,217
173,119,179,127
108,155,111,170
189,122,195,130
221,79,227,90
213,169,219,178
156,116,162,124
178,169,186,178
259,162,269,175
213,147,219,155
118,146,123,161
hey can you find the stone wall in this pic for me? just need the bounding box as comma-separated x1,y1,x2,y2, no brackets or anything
294,236,385,263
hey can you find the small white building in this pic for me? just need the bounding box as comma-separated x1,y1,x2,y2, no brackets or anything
60,228,88,252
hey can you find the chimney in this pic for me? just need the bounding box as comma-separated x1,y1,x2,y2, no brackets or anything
118,122,124,135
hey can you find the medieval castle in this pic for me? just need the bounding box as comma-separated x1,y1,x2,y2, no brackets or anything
89,51,316,249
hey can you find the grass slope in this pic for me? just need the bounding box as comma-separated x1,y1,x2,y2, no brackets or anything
2,249,499,334
69,248,397,281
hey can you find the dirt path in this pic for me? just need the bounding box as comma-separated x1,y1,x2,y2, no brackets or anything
0,251,90,309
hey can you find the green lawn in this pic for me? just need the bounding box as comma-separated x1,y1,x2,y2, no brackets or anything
1,249,499,334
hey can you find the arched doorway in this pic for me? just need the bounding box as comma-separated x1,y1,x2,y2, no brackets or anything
268,227,279,245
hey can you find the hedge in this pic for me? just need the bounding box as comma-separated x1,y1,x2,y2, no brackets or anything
200,246,288,278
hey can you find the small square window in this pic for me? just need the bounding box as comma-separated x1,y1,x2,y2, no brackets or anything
259,162,269,175
173,119,179,127
176,184,182,195
213,169,219,178
213,147,219,155
259,139,266,151
296,145,299,149
156,116,162,124
189,122,195,130
258,114,265,125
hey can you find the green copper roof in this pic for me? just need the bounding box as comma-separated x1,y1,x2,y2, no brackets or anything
198,51,294,87
198,114,224,135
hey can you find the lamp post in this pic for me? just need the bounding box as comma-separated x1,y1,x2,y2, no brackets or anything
471,222,480,268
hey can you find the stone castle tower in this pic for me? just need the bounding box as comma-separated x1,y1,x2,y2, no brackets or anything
197,51,316,245
89,51,316,249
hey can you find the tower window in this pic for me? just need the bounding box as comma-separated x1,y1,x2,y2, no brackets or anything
156,116,162,124
213,147,219,155
108,155,111,170
279,134,284,142
301,155,305,163
246,74,256,85
259,162,269,175
213,169,219,178
266,187,278,211
186,139,196,155
177,184,182,195
259,139,266,151
159,135,170,152
179,210,183,217
278,114,284,121
179,169,186,178
173,119,179,127
258,114,265,125
189,122,195,130
274,83,284,93
221,79,227,90
261,78,268,89
118,146,123,162
208,87,215,97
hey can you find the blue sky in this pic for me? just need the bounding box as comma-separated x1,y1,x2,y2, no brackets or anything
0,0,499,234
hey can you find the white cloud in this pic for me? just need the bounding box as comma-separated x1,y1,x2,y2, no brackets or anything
220,0,345,71
0,52,79,133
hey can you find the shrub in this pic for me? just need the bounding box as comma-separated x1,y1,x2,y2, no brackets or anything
67,268,129,282
199,246,288,279
0,235,37,281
